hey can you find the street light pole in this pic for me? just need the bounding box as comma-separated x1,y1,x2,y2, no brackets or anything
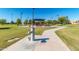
30,8,35,42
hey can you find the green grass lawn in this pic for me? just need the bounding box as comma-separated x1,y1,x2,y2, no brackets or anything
56,24,79,51
35,27,55,35
0,24,28,49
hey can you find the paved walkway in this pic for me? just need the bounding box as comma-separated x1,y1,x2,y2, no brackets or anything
3,26,70,51
3,36,38,51
35,27,70,51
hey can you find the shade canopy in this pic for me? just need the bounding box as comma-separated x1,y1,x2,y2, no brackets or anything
34,19,45,21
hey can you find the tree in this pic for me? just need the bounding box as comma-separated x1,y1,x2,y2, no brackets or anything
58,16,70,24
65,16,71,24
16,18,22,25
52,20,58,25
0,19,6,25
46,20,53,25
28,19,33,24
24,19,28,25
41,19,45,25
10,20,15,24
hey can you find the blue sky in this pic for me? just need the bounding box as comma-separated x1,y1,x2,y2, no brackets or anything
0,8,79,22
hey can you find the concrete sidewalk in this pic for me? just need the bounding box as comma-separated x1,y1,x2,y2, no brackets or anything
3,36,37,51
3,26,70,51
35,27,70,51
